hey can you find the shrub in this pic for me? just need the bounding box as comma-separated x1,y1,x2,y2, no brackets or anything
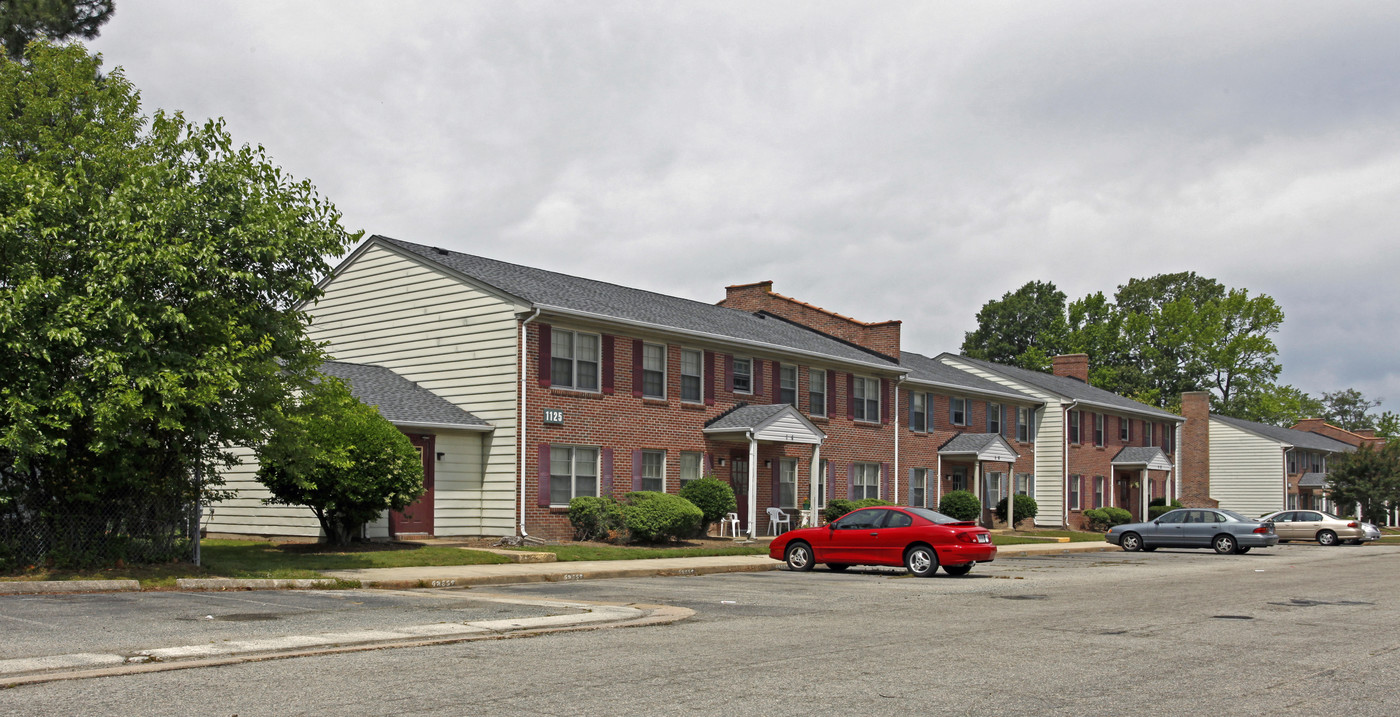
1148,499,1183,520
995,494,1039,526
678,475,736,535
620,492,704,543
939,490,981,521
568,496,622,542
1083,506,1134,532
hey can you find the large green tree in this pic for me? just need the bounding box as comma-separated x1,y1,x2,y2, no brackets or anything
961,280,1068,372
1319,389,1382,432
1325,443,1400,525
1229,383,1324,427
0,43,354,563
256,378,424,546
1,1,113,60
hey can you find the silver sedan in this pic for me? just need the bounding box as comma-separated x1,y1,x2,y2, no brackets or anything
1105,508,1279,555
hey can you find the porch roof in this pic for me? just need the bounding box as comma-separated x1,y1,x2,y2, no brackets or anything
1297,472,1328,488
937,433,1020,462
702,403,825,445
1111,447,1173,471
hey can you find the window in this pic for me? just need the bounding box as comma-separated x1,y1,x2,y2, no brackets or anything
680,348,703,403
1092,475,1105,509
809,369,826,416
950,397,968,426
853,462,880,500
733,357,752,394
816,459,828,507
1068,475,1081,510
639,450,665,492
1017,407,1034,442
911,468,927,508
779,458,798,508
1287,451,1297,474
1094,413,1105,447
853,377,880,422
987,403,1001,434
910,392,927,432
1068,410,1081,444
833,509,884,530
551,329,600,391
779,365,798,406
679,452,702,487
986,472,1005,508
549,446,598,505
1143,422,1152,447
641,343,666,399
951,466,967,493
1016,473,1034,496
1119,416,1129,443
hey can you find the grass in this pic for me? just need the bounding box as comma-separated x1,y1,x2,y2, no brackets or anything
509,543,769,561
1,539,511,588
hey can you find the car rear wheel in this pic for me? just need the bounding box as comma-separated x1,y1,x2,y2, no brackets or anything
1120,532,1143,552
1236,546,1251,554
1141,546,1157,552
826,563,849,572
1316,530,1338,546
943,564,972,576
904,545,938,577
784,542,815,571
1212,534,1237,555
1344,539,1362,545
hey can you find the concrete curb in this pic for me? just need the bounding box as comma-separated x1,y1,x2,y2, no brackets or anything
0,580,140,595
343,560,781,590
175,578,342,590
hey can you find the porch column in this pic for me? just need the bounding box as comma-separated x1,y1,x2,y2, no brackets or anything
935,455,943,508
974,461,982,520
1141,468,1148,522
747,435,759,540
809,443,821,528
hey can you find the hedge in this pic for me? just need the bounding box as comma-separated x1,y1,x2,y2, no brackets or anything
995,494,1039,526
620,491,704,543
1083,506,1133,532
678,476,736,535
939,490,981,522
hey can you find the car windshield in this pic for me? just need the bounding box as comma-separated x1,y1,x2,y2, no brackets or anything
1219,510,1253,522
904,506,964,525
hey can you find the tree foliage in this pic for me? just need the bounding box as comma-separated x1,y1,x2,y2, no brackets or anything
1229,383,1325,427
0,44,355,558
256,378,424,545
961,281,1068,371
1325,443,1400,525
1320,389,1382,432
1,2,114,60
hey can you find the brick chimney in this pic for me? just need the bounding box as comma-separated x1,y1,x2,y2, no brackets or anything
719,282,901,360
1051,354,1089,383
1178,391,1218,508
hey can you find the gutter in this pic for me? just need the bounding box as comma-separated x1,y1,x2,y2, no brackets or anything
1062,399,1079,528
518,308,542,538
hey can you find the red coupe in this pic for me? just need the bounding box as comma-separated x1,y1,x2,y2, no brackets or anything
769,505,996,577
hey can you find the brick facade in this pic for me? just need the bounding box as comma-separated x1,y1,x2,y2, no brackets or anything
719,281,901,359
1178,392,1218,508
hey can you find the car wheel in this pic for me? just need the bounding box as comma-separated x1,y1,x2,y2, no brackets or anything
1344,539,1362,545
904,545,938,578
784,542,815,571
1236,546,1251,554
1316,530,1338,546
943,564,972,576
1141,546,1157,552
1120,532,1143,552
1212,534,1237,555
826,563,849,572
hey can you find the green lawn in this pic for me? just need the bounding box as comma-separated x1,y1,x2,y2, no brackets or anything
509,544,769,561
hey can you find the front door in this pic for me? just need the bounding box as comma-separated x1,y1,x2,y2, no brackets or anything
1118,474,1140,521
731,454,749,532
390,434,435,536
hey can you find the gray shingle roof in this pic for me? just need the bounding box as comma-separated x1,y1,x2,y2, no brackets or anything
377,236,900,370
1298,472,1328,488
703,403,793,431
1112,447,1169,465
319,361,490,430
900,351,1038,402
937,433,1006,454
1213,415,1356,453
943,354,1181,421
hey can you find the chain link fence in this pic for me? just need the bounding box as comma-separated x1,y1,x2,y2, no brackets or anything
0,489,193,571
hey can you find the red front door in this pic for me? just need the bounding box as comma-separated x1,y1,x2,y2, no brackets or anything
390,434,435,536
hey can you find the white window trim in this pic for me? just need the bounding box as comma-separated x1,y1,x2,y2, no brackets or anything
641,342,667,400
679,451,702,486
1069,409,1081,445
1094,413,1105,447
951,397,968,427
641,449,666,493
549,445,599,507
912,467,928,508
779,458,798,508
987,402,1001,434
732,356,753,395
854,376,881,423
854,462,881,500
809,368,827,417
779,365,798,406
680,347,704,404
551,329,602,392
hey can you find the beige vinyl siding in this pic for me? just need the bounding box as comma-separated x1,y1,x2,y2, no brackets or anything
1032,403,1063,527
305,243,524,536
206,445,328,538
1209,419,1286,517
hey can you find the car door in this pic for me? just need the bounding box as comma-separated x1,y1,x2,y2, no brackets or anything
1295,511,1324,541
1272,512,1297,540
1150,509,1188,546
870,509,918,566
825,509,887,564
1178,510,1216,547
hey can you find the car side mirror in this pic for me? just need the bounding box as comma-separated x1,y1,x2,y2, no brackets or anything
1153,520,1161,525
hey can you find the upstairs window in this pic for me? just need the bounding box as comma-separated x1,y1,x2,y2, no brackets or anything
853,377,880,422
950,397,968,426
733,357,752,394
551,329,600,391
809,369,827,417
1068,410,1081,444
680,349,703,403
779,365,798,406
641,343,666,399
1094,413,1105,447
1119,416,1129,443
1017,407,1034,442
910,392,927,432
987,403,1002,434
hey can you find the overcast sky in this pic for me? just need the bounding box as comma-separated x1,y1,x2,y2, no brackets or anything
88,1,1400,408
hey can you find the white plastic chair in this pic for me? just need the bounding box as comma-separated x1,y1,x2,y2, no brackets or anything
721,512,741,537
766,507,792,535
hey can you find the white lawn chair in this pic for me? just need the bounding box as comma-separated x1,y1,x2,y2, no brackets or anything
766,507,792,535
721,512,741,537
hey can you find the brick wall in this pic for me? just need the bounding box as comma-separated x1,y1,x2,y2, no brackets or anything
1179,391,1218,508
1291,418,1387,449
1051,354,1089,383
719,281,901,359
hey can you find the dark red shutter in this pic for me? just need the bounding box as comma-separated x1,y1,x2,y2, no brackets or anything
772,361,781,404
704,351,716,406
537,444,551,507
847,464,856,499
537,323,552,388
880,463,890,501
724,355,734,392
601,448,613,497
880,378,891,424
602,335,615,395
631,340,644,398
630,449,643,492
753,359,764,395
826,370,836,416
846,373,855,420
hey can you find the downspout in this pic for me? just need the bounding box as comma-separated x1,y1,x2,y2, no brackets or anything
747,430,758,540
1062,400,1079,527
518,308,542,537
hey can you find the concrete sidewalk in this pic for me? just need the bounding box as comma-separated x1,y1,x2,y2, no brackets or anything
323,540,1117,589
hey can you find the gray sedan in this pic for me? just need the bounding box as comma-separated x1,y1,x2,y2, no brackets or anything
1105,508,1279,555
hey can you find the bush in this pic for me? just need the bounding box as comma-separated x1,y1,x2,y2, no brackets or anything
823,498,891,524
1083,506,1134,532
1148,499,1183,520
568,496,623,541
620,492,704,543
678,475,736,535
939,490,981,521
995,494,1039,526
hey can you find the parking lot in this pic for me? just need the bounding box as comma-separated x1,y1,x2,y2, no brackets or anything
2,543,1397,716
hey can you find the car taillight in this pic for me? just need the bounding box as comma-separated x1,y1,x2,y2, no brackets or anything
956,532,976,544
1253,526,1270,534
1347,522,1359,528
